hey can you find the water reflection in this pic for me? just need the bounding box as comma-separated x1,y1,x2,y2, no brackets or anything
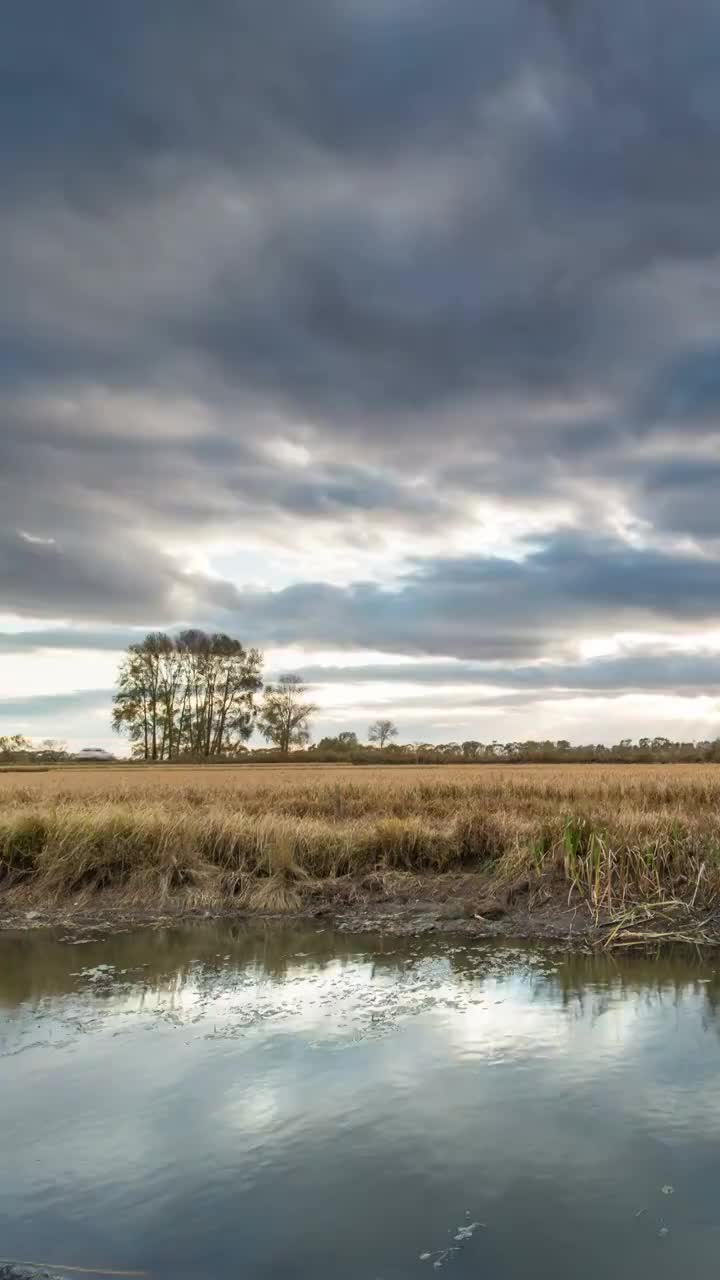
0,923,719,1279
2,922,720,1012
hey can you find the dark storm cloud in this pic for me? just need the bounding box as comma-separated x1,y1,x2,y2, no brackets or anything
4,0,720,660
0,629,141,653
0,529,243,624
1,0,537,193
298,652,720,697
5,0,720,413
632,457,720,539
233,534,720,660
0,391,445,622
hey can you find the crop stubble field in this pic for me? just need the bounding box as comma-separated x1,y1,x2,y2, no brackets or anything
1,763,720,917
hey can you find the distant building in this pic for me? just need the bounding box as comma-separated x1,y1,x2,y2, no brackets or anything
74,747,116,762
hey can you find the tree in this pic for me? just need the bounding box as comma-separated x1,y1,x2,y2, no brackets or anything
368,719,398,748
36,739,69,762
258,674,319,756
174,630,262,757
112,630,263,759
0,734,32,762
314,731,358,753
112,646,151,759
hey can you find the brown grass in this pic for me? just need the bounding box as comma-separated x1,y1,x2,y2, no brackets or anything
1,763,720,914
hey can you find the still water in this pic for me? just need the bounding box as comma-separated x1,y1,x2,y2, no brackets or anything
1,924,719,1279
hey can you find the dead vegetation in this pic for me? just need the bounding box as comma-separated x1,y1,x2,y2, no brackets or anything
1,764,720,931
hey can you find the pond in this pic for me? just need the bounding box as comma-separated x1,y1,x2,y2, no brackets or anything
1,923,719,1279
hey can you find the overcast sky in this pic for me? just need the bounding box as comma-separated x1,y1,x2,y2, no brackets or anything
3,0,720,752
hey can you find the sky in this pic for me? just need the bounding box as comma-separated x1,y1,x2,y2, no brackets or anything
3,0,720,753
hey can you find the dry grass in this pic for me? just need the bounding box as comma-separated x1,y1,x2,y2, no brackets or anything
2,759,718,797
1,763,720,914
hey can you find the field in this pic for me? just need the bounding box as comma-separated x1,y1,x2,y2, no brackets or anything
1,763,720,928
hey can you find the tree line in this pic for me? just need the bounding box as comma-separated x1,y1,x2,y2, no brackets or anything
104,634,720,763
3,626,720,764
0,735,68,763
4,726,720,766
306,734,720,765
106,627,717,762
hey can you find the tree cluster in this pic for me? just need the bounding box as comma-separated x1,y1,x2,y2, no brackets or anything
111,631,320,759
112,630,262,759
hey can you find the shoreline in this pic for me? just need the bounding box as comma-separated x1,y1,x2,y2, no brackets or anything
2,875,719,948
4,765,720,949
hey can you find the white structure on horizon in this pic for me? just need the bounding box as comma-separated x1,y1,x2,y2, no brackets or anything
74,747,116,761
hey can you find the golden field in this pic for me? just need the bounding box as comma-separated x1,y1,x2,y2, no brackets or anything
2,760,720,798
1,763,720,915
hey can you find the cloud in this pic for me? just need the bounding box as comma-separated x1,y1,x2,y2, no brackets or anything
5,1,720,427
230,533,720,660
0,528,243,624
298,651,720,697
0,688,112,718
46,19,720,407
4,1,720,736
0,629,142,653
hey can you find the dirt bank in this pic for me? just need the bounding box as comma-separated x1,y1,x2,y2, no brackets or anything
2,872,718,947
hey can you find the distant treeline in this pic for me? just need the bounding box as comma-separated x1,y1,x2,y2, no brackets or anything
0,735,68,763
4,623,720,765
3,732,720,766
289,735,720,765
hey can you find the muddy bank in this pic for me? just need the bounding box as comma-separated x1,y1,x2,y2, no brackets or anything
2,872,718,946
0,872,592,941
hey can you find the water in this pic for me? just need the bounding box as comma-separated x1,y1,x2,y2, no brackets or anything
1,924,719,1279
